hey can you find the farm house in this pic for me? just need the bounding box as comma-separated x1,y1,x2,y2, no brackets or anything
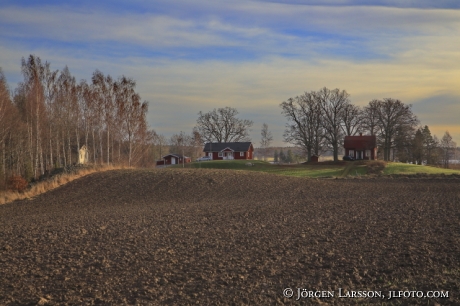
203,142,254,160
344,134,377,160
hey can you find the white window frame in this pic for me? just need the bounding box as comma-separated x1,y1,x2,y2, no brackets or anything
218,152,223,157
208,152,213,158
349,150,354,157
240,152,244,157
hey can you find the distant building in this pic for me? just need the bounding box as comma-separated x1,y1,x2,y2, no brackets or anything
203,142,254,160
156,154,191,166
344,134,377,160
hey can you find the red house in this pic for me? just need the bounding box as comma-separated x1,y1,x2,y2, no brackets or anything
344,134,377,160
203,142,254,160
156,154,191,166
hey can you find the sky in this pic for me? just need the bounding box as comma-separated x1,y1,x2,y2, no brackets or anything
0,0,459,147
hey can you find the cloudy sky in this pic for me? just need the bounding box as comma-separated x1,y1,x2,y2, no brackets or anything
1,0,459,146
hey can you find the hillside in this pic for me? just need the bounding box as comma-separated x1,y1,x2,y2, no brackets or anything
1,169,459,305
178,159,460,178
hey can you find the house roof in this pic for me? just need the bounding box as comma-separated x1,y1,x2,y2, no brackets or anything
203,142,253,152
161,153,189,159
344,135,376,150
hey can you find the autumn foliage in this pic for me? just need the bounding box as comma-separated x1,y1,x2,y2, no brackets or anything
0,55,159,192
7,175,28,192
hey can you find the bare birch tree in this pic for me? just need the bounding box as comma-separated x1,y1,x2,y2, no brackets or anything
1,57,156,189
20,55,48,178
260,123,273,161
116,76,148,166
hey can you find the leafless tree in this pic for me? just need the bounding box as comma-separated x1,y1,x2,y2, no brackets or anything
281,93,324,161
361,99,380,136
0,69,13,181
191,128,204,160
169,131,192,157
168,129,205,161
260,123,273,161
116,76,148,166
0,68,11,146
341,103,362,136
1,58,154,189
57,66,78,167
20,55,49,179
152,132,168,161
373,98,418,161
196,107,253,143
92,70,113,165
440,131,456,168
314,87,350,161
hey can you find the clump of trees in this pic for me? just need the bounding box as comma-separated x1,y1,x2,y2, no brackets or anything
281,87,456,166
273,148,296,163
0,55,156,190
168,129,204,161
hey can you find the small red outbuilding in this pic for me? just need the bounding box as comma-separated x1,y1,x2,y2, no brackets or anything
310,154,319,162
156,154,191,166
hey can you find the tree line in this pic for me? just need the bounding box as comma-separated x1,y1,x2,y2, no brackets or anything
0,55,155,189
2,59,456,191
281,87,457,166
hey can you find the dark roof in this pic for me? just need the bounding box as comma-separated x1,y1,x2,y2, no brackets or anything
203,142,253,152
344,135,376,150
161,153,189,159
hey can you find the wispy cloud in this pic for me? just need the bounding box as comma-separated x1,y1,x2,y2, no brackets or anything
2,3,459,59
0,1,459,144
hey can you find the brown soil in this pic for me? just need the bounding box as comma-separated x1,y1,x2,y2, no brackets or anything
1,169,459,305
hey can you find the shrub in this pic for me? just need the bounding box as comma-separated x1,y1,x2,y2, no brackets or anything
367,161,386,175
7,175,29,192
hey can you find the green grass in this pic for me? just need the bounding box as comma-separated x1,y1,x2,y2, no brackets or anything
383,162,460,175
170,159,460,178
173,160,365,178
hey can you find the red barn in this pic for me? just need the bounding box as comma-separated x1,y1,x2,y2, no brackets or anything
203,142,254,160
156,154,191,166
344,134,377,160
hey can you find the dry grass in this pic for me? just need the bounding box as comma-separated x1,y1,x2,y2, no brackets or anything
0,164,132,205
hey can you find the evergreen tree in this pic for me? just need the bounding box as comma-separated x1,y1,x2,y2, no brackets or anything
412,128,424,164
279,149,286,163
287,149,294,163
422,125,437,164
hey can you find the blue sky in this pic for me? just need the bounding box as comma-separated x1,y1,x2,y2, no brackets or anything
1,0,459,146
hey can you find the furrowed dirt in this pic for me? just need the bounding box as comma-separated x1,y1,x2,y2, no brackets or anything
1,169,459,305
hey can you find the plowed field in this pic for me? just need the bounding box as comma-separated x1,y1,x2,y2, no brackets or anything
1,169,459,305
